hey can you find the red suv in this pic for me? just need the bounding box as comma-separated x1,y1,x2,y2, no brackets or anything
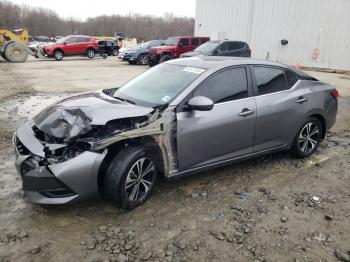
147,36,209,66
43,35,98,60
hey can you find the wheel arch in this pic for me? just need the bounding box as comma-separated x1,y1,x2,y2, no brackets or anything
53,48,64,55
97,136,165,194
307,113,327,139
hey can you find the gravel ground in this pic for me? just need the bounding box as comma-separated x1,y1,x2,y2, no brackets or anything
0,57,349,262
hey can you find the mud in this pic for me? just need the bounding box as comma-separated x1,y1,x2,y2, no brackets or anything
0,59,350,262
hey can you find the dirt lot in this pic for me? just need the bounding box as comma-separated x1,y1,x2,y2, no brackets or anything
0,56,349,262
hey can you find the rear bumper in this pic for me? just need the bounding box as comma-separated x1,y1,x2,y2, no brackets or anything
326,98,338,131
14,123,106,205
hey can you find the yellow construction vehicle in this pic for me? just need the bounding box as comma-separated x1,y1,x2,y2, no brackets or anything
0,28,42,63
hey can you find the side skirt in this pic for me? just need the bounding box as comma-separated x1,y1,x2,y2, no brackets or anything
166,144,290,181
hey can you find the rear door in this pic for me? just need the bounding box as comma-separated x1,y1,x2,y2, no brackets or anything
176,66,256,170
251,66,306,152
77,37,91,54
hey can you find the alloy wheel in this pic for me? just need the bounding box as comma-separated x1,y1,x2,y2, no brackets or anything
55,51,63,60
87,50,95,58
125,157,155,201
298,122,320,154
139,55,148,65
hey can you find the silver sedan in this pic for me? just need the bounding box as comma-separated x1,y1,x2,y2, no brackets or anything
13,57,338,209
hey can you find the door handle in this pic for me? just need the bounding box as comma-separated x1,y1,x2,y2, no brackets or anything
296,97,308,104
238,108,255,117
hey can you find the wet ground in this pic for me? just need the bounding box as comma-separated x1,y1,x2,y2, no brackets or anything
0,58,350,262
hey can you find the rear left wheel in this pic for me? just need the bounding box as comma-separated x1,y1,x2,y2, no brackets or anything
87,48,95,58
103,146,157,210
291,117,322,158
112,49,119,56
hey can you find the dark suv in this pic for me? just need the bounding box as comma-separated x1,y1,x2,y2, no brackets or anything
124,40,164,65
181,40,251,58
43,35,98,60
98,40,120,56
147,36,209,66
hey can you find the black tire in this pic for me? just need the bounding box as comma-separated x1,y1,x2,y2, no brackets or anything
291,117,323,158
137,54,148,65
4,42,28,63
112,49,119,56
54,49,63,60
87,48,95,58
103,146,158,210
159,54,172,63
1,52,9,61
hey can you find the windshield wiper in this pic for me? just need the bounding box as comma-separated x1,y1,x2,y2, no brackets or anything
114,96,136,105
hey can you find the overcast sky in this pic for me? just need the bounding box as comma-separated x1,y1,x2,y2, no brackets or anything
9,0,196,20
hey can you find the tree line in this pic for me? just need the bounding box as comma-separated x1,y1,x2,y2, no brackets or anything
0,0,195,41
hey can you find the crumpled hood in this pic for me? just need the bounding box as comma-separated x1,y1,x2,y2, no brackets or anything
33,91,154,139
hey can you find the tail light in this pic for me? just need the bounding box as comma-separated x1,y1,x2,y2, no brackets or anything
331,89,339,99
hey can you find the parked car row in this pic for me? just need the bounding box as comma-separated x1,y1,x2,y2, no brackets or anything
40,34,251,62
121,36,252,67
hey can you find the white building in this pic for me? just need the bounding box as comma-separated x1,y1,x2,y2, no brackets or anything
195,0,350,70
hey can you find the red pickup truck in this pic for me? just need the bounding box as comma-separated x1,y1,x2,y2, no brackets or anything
147,36,209,66
43,35,98,60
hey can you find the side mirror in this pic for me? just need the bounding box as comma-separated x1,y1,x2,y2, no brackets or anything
187,96,214,111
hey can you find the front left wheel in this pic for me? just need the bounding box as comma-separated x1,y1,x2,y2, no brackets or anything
103,146,157,210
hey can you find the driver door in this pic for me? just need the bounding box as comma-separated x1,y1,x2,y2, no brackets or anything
176,67,256,171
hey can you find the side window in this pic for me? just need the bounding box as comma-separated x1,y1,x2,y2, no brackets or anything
253,67,288,95
106,41,112,47
285,70,298,88
228,42,245,50
217,43,229,52
98,41,105,46
179,38,189,47
65,37,76,44
191,38,199,46
81,37,91,42
193,67,248,103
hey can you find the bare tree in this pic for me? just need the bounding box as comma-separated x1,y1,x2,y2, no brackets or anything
0,0,195,40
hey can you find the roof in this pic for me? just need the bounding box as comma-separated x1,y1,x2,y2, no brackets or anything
166,56,310,77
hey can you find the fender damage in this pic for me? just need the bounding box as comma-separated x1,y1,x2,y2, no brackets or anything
13,91,178,204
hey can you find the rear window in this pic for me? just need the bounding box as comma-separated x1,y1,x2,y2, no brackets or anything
201,38,210,44
180,38,189,46
191,38,199,46
253,67,289,95
228,42,246,50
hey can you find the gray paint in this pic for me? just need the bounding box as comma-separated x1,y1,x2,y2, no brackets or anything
13,57,338,205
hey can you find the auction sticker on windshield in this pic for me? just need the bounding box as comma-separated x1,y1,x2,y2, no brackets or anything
183,67,205,75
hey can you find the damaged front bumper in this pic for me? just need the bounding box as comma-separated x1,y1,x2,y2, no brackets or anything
13,123,106,204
